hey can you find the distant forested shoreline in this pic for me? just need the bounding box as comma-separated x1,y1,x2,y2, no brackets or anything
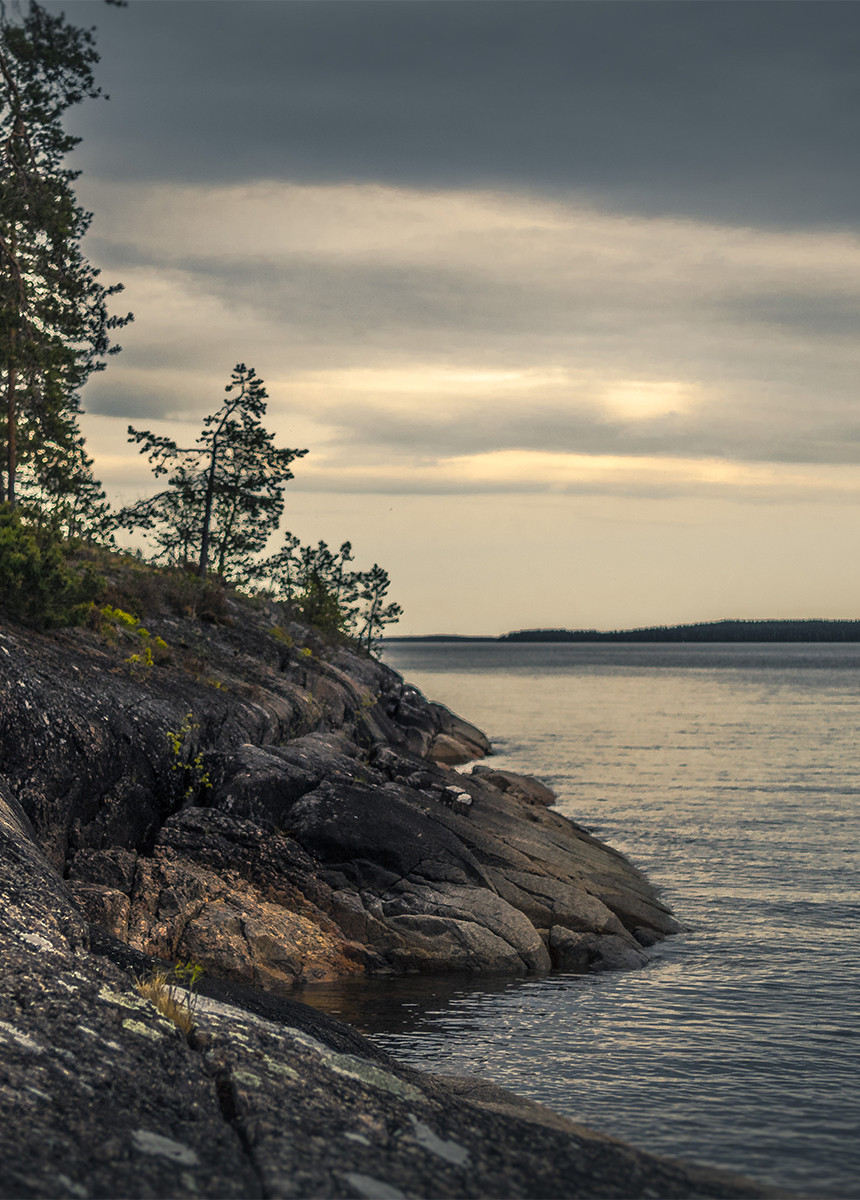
389,619,860,643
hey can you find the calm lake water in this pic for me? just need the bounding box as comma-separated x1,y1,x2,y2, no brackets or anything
302,642,860,1197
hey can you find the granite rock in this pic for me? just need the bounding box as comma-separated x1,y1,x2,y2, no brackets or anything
0,779,778,1199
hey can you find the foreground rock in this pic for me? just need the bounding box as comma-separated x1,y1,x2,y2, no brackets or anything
0,781,778,1198
0,598,679,992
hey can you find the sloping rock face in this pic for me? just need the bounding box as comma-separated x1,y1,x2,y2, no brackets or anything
0,782,774,1198
0,601,679,992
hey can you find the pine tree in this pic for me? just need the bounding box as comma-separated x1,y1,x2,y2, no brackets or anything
121,365,307,580
255,533,363,637
20,428,115,542
0,1,131,506
356,564,402,651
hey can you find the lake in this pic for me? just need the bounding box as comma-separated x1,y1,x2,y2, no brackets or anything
302,641,860,1197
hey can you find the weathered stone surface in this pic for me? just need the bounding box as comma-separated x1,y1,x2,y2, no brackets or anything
0,604,782,1198
472,765,558,806
0,787,778,1198
0,603,682,988
428,702,492,763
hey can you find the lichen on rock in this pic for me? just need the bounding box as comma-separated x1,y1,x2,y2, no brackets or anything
0,592,776,1198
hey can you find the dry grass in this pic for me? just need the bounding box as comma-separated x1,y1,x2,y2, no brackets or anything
136,971,196,1035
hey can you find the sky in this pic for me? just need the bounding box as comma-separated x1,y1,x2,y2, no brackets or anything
45,0,860,635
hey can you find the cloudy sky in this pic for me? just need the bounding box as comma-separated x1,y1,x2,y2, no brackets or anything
49,0,860,634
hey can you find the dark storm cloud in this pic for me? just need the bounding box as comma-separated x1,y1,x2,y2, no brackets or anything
63,0,860,230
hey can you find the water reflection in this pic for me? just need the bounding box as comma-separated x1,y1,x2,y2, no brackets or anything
298,970,530,1036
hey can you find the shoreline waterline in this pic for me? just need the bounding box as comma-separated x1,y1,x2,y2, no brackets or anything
305,639,860,1198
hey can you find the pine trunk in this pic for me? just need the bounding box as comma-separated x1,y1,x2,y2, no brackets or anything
4,359,16,508
198,439,218,578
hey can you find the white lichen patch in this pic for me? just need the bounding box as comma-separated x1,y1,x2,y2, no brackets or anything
285,1030,423,1101
324,1052,424,1101
407,1114,470,1167
343,1132,372,1147
0,1020,44,1055
131,1129,200,1167
98,985,148,1011
19,931,55,952
55,1173,89,1198
74,1024,123,1052
121,1019,163,1041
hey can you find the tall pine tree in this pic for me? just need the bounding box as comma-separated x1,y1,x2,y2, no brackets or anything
0,1,131,506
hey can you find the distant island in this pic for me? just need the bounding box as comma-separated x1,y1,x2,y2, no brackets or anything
389,619,860,643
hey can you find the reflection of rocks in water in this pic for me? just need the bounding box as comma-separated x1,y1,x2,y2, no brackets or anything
297,970,526,1037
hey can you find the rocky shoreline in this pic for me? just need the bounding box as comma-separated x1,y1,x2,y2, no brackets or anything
0,592,780,1197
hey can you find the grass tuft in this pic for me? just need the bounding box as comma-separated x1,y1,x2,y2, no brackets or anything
136,963,203,1035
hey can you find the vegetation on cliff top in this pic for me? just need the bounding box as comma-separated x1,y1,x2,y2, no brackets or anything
0,2,401,648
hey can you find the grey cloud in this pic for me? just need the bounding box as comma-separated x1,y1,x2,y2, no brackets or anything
722,292,860,339
83,376,192,420
95,243,860,358
80,240,860,467
290,470,860,506
93,244,860,394
57,1,860,231
317,403,860,468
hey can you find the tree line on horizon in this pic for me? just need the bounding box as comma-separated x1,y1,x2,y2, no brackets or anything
0,1,401,647
500,619,860,643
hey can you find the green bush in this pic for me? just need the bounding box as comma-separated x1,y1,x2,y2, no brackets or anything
0,505,101,629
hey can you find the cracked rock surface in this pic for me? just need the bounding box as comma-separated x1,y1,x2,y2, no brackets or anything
0,597,785,1198
0,601,679,989
0,778,777,1198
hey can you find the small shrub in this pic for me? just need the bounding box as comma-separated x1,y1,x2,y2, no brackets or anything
125,644,154,679
166,713,211,799
0,506,102,630
96,605,170,668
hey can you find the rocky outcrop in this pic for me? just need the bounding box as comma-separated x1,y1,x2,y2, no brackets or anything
0,779,777,1198
0,597,680,994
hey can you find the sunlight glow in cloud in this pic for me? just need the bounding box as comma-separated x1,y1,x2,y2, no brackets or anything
76,178,860,631
602,381,695,421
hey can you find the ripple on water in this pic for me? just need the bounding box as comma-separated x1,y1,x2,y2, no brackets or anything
303,642,860,1197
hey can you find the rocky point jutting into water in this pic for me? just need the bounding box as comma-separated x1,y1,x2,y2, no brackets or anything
0,579,776,1198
